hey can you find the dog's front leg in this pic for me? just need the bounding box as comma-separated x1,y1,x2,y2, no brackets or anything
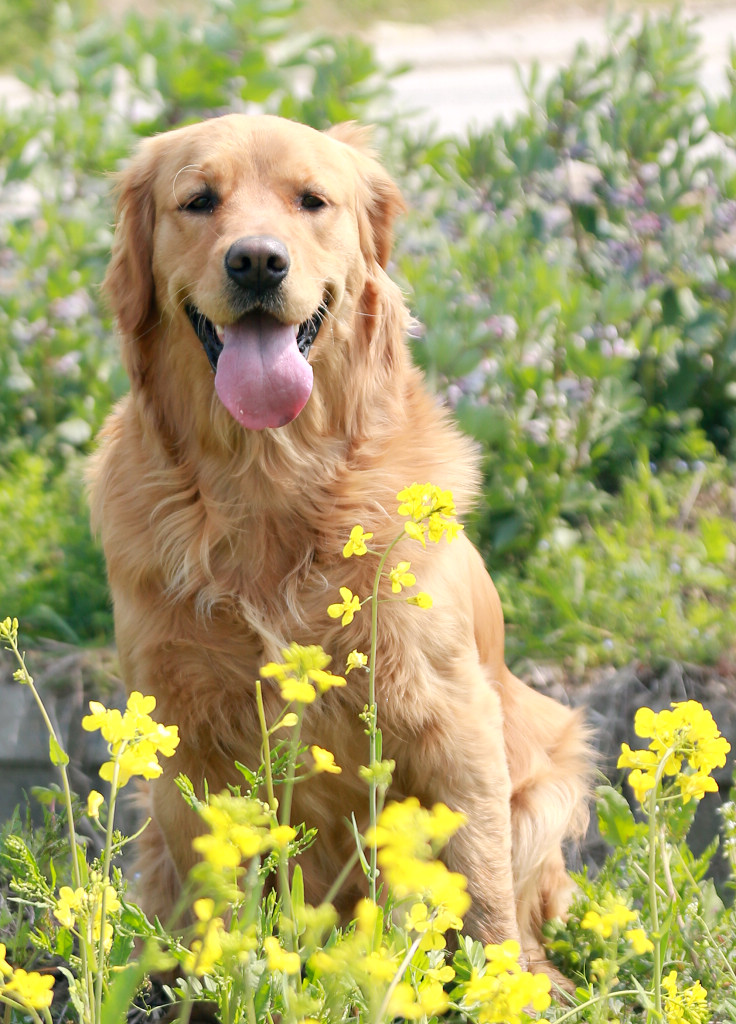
387,672,520,948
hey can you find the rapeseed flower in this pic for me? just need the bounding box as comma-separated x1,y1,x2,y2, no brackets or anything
53,882,120,951
367,798,470,925
346,649,368,674
81,691,179,788
388,561,416,593
327,587,362,626
396,484,463,548
661,970,709,1024
263,936,301,975
310,745,341,774
193,791,273,870
343,525,373,557
2,968,55,1010
261,643,346,703
618,701,730,805
87,790,104,819
459,940,551,1023
625,927,654,954
581,900,637,939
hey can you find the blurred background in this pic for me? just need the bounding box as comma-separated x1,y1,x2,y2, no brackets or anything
0,0,735,861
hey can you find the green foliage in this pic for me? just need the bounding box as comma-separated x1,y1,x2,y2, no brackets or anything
1,1,735,672
397,12,736,565
495,460,736,671
1,627,736,1022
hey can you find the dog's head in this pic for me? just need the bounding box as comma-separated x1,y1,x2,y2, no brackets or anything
104,115,406,436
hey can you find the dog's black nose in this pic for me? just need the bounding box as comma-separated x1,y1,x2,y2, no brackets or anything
225,236,290,293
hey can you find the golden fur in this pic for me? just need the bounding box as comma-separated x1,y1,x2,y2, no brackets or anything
88,114,590,974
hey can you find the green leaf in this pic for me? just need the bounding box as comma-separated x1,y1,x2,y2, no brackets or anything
49,735,69,767
291,863,305,923
595,785,640,846
101,956,152,1024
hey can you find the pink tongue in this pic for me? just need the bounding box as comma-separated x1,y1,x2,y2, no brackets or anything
214,312,313,430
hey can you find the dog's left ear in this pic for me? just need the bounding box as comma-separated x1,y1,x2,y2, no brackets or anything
327,122,406,269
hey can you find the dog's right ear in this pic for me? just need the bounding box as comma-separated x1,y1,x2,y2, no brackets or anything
103,141,158,383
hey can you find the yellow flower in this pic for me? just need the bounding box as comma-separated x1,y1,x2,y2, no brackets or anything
268,825,297,849
483,939,522,976
54,886,85,929
678,771,719,802
193,791,273,869
101,743,165,787
82,692,179,790
397,483,463,545
425,964,456,983
3,968,55,1009
263,936,301,975
387,983,422,1019
625,928,654,954
618,701,730,806
627,767,657,804
278,677,317,704
342,525,373,557
581,899,637,939
327,587,362,626
460,944,551,1023
0,943,12,978
407,592,433,608
403,520,427,547
87,790,104,819
388,561,416,593
346,649,368,674
262,643,344,693
193,898,216,922
369,799,471,926
416,979,450,1017
661,970,709,1024
310,746,342,774
192,833,243,869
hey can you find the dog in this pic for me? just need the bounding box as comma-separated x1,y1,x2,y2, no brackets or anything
88,114,590,974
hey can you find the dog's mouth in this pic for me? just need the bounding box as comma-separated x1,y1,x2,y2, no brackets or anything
186,304,327,372
185,303,328,431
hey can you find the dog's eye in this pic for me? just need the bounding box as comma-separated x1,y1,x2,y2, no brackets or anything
182,192,217,213
300,193,326,211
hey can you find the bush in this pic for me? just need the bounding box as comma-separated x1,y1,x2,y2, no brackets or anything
0,3,735,670
396,12,736,560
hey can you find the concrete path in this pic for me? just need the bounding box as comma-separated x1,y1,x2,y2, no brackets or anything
369,4,736,135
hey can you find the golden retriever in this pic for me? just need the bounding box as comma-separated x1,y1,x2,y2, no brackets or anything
89,114,590,974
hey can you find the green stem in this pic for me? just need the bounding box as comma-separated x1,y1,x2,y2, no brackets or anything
0,995,45,1024
674,846,736,986
366,533,402,905
255,681,277,814
322,847,362,907
647,782,662,1020
94,756,122,1024
646,744,678,1022
551,989,643,1023
255,681,299,978
375,931,424,1024
2,627,93,1023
